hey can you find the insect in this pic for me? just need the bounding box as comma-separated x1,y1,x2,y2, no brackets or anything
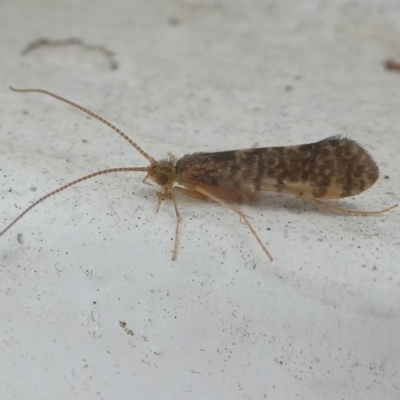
1,88,397,261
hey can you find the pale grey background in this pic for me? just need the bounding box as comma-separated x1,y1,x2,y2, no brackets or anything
0,0,399,399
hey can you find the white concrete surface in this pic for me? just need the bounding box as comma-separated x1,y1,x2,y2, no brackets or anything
1,0,399,399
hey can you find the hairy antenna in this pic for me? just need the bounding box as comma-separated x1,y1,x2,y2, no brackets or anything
9,87,156,163
0,167,147,238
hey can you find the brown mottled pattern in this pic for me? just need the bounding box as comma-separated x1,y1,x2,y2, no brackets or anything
176,136,379,199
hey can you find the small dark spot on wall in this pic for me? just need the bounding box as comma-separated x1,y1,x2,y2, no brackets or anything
168,17,181,26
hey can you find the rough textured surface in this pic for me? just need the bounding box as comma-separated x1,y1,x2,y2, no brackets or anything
1,0,400,399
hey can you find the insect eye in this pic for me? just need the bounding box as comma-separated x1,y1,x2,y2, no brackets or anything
157,173,169,185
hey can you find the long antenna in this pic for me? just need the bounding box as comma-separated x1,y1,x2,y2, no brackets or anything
9,87,156,164
0,167,148,238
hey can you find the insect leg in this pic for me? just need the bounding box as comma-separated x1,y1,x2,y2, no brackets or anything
193,185,273,261
304,197,398,216
155,193,165,213
142,175,152,185
171,187,207,260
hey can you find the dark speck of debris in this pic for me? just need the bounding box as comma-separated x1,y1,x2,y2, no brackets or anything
284,85,293,92
17,233,25,245
385,59,400,72
119,321,134,336
30,186,37,192
384,175,389,179
82,139,88,143
168,17,181,26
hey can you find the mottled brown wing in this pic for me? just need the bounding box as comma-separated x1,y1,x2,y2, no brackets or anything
176,136,379,199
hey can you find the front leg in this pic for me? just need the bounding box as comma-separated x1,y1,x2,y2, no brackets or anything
155,189,172,213
170,186,207,260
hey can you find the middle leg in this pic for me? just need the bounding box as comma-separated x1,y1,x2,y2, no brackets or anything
193,185,273,261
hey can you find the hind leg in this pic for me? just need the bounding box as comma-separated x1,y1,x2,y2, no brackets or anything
303,196,397,216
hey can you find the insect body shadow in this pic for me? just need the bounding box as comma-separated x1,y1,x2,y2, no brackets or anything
1,88,397,261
